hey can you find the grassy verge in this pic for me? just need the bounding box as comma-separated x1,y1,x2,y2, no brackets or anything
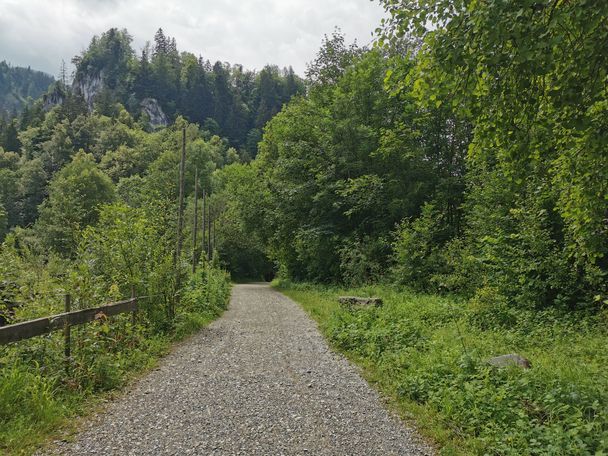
0,266,231,455
275,280,608,455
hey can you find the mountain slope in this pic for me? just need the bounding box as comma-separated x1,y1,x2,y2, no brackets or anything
68,28,304,153
0,61,54,116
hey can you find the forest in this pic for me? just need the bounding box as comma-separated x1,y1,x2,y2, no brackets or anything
1,0,607,454
215,1,608,453
0,61,54,117
221,2,607,307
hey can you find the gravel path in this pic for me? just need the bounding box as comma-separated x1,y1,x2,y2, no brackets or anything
46,283,433,455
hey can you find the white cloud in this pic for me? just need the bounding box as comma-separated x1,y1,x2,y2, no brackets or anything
0,0,385,77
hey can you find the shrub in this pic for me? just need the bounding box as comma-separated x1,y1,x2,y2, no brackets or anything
181,263,231,316
467,286,518,330
338,236,389,286
392,203,452,291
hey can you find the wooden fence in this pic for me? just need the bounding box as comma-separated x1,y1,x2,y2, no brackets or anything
0,295,138,345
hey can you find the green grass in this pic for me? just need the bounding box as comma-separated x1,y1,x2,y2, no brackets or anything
0,270,231,455
275,280,608,455
0,329,169,454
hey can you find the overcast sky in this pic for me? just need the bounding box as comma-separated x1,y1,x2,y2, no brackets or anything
0,0,386,78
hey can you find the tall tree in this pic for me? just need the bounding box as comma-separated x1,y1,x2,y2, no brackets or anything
211,62,233,134
134,46,154,99
1,119,20,152
379,0,608,305
36,151,115,255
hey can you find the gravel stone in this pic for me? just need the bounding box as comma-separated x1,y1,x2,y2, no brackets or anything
44,283,434,455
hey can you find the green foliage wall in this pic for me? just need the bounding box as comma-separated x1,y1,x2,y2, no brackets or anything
377,0,608,307
254,44,469,284
226,4,607,312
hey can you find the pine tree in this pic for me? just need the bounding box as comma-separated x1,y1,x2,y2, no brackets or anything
153,28,167,56
59,59,68,87
135,47,154,99
2,120,20,153
255,66,281,128
284,66,301,101
212,62,233,133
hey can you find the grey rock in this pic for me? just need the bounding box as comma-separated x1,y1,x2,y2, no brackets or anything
42,87,65,111
140,97,168,129
487,353,531,369
72,71,103,111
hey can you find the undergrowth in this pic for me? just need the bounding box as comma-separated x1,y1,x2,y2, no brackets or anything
275,280,608,455
0,265,231,455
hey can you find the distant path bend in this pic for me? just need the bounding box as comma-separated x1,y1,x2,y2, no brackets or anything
46,283,433,455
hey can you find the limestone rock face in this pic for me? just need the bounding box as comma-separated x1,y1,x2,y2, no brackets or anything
42,87,65,111
140,98,168,129
72,71,103,111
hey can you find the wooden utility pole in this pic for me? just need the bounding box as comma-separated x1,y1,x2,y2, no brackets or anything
212,218,217,260
192,167,199,273
207,198,212,260
201,189,206,262
174,127,187,315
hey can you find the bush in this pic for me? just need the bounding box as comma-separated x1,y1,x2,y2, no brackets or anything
467,286,518,330
81,203,176,329
338,236,389,286
392,203,452,292
294,227,341,282
181,263,231,316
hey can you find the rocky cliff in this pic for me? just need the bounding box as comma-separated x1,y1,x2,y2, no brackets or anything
72,71,103,111
140,98,169,129
42,83,66,111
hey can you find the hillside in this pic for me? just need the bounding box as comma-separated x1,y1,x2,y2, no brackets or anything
0,61,54,116
0,27,305,241
67,27,304,153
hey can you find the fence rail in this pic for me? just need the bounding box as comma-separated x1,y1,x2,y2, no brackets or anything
0,297,137,345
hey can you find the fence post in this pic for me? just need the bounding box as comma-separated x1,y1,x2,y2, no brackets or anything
131,285,137,326
212,218,217,260
201,189,206,262
64,293,71,373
